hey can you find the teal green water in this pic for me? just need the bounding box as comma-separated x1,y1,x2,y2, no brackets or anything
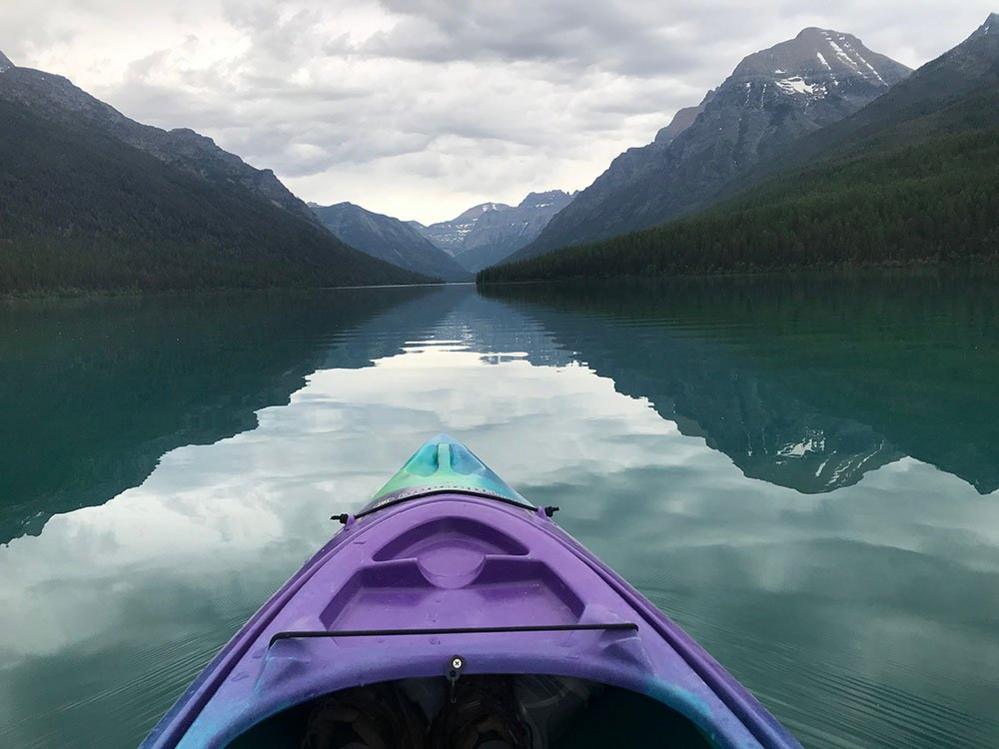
1,275,998,748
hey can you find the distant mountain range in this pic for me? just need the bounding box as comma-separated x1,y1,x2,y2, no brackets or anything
0,54,424,292
309,191,573,278
310,202,469,281
508,28,911,263
483,15,999,282
5,16,998,292
410,191,576,272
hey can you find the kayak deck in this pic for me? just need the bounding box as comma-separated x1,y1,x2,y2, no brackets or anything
143,437,800,748
147,493,796,748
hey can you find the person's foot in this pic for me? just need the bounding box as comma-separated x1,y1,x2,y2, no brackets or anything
428,677,531,749
301,684,427,749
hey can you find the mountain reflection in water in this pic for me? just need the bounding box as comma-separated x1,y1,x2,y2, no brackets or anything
482,273,999,495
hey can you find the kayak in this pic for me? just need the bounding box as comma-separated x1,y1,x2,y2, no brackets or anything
142,436,801,749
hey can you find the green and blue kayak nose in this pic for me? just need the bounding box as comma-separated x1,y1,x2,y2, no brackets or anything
361,434,532,514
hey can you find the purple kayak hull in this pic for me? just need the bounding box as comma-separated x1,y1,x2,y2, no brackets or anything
142,490,800,748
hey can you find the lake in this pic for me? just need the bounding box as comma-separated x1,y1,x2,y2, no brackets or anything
1,274,997,748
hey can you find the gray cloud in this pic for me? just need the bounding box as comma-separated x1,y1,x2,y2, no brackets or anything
1,1,996,222
362,0,711,74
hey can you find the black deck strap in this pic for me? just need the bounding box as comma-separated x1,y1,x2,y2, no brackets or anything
268,622,639,648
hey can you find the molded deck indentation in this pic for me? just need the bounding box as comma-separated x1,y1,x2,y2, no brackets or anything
417,544,486,588
372,517,528,561
319,557,584,632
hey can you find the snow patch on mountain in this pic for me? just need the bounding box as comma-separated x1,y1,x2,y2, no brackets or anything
822,31,888,85
775,76,824,97
778,434,827,458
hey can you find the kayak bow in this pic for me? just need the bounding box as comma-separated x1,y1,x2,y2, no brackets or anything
142,435,801,749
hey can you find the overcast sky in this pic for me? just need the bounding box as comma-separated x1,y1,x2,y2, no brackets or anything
2,1,995,223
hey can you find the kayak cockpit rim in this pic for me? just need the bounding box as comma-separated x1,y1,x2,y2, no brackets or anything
229,674,718,749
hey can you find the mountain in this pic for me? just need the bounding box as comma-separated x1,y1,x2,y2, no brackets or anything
749,12,999,168
0,58,322,228
310,202,469,281
508,29,910,264
0,54,422,292
417,202,514,257
414,190,575,272
480,16,999,284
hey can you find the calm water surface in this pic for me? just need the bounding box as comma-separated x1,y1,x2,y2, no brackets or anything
1,275,998,748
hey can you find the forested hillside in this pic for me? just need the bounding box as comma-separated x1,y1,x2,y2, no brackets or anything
0,100,421,293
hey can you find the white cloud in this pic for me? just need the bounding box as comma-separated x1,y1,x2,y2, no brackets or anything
1,0,995,222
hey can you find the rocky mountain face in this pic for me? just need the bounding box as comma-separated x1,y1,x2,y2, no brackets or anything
969,11,999,44
713,13,999,191
414,202,506,256
511,29,910,263
653,90,714,146
816,14,999,143
310,202,469,281
0,55,321,228
414,190,575,272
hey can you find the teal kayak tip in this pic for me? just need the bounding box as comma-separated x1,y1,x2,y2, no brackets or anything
364,434,532,512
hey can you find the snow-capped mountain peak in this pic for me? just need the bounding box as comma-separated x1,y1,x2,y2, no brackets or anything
0,51,14,73
730,28,909,105
513,29,909,260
